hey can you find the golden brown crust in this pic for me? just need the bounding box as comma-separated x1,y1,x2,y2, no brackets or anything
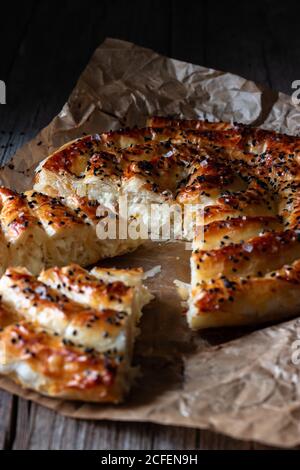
25,190,87,234
0,321,120,402
0,264,152,402
0,186,141,275
147,116,235,132
38,264,134,312
32,117,300,329
42,134,101,175
0,267,132,352
197,216,281,250
193,229,300,281
0,187,41,243
148,116,300,154
191,259,300,328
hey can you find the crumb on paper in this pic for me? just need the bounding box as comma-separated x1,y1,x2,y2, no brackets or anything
143,265,161,279
174,279,190,301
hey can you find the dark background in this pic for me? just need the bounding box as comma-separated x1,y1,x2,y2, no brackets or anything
1,1,299,125
0,0,299,161
0,0,300,450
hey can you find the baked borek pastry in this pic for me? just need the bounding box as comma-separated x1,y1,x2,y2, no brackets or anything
33,117,300,329
0,264,152,401
0,186,141,275
150,117,300,328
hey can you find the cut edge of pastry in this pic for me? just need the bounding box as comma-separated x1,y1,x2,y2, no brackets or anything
0,264,153,402
0,186,145,276
30,117,300,331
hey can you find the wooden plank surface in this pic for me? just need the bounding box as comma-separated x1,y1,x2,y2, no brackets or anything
0,0,299,450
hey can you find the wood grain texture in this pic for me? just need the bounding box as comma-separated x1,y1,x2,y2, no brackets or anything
0,0,299,450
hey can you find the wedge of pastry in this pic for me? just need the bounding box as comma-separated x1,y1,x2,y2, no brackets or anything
0,264,152,402
33,117,300,329
0,187,142,275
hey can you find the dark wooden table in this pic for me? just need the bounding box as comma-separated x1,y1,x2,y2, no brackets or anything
0,0,299,450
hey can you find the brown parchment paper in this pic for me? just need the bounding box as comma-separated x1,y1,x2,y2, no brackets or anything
1,38,300,448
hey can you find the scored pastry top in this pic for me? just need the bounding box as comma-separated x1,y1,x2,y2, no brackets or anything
0,264,152,402
33,116,300,329
0,186,143,275
34,117,300,224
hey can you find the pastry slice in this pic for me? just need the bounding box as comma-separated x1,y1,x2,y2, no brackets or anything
0,264,153,402
186,226,300,329
0,265,152,353
0,186,141,275
0,320,128,402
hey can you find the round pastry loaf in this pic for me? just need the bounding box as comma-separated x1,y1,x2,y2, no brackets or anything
33,116,300,329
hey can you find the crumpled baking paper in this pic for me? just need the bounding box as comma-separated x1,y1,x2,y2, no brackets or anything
1,38,300,448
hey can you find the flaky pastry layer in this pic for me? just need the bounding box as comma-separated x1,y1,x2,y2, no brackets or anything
33,116,300,329
0,264,152,401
